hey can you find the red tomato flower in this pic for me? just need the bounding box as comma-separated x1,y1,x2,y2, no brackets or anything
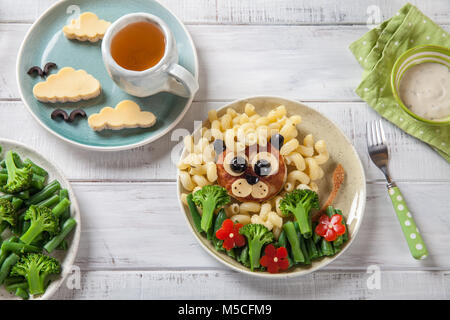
315,214,346,242
215,219,246,251
260,244,290,274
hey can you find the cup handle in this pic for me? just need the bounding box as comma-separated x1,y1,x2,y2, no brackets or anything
167,64,199,98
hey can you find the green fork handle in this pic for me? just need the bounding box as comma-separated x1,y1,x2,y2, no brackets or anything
387,185,428,260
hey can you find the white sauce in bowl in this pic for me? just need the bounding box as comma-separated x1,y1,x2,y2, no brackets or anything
399,62,450,121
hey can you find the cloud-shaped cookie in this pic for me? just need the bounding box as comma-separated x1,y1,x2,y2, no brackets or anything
33,67,101,103
63,12,111,42
88,100,157,131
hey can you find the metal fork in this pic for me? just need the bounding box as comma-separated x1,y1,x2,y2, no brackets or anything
366,120,428,260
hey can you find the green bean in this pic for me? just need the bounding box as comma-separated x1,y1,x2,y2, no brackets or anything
0,241,40,255
277,230,294,267
44,218,76,253
26,180,60,205
15,287,29,300
57,239,68,251
13,212,25,235
3,276,24,286
37,194,60,209
320,238,334,256
12,153,23,167
306,237,320,260
0,152,22,168
212,209,227,251
333,232,344,249
30,174,46,191
238,245,250,268
16,190,30,200
207,212,216,240
0,253,19,285
226,248,236,259
6,281,28,293
334,208,349,242
186,193,202,234
316,241,323,257
299,235,311,265
312,224,321,244
58,189,71,225
11,197,23,210
0,237,18,266
283,221,304,263
52,198,71,218
59,189,69,200
326,206,335,218
23,158,48,177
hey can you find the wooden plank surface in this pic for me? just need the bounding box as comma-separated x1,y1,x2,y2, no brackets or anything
52,270,450,300
1,0,449,24
0,0,449,300
1,101,449,182
69,182,450,271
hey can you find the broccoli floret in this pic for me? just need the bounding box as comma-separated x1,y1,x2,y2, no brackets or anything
280,189,319,238
10,253,60,295
2,151,32,194
192,185,230,233
0,198,15,226
20,205,59,245
239,224,273,271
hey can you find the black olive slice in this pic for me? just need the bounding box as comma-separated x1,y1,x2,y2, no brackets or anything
68,109,87,122
51,109,69,121
245,175,259,185
230,156,247,173
270,134,284,149
27,66,44,78
254,159,271,176
43,62,57,76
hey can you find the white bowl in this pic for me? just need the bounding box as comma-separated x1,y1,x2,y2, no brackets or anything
0,138,81,299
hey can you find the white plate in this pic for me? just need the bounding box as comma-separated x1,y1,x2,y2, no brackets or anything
0,138,81,299
177,96,366,278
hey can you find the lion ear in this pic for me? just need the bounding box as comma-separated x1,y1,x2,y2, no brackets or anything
270,134,284,150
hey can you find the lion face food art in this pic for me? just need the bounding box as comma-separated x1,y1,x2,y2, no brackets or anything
216,134,287,202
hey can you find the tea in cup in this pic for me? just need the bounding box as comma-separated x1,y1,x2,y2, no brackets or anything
102,13,198,98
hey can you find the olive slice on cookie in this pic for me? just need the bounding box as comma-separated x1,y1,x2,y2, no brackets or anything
223,152,248,177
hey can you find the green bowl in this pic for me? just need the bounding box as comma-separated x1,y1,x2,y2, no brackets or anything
391,45,450,125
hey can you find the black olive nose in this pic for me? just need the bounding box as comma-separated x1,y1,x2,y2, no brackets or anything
245,175,259,185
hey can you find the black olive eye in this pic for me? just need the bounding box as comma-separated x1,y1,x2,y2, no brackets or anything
230,156,247,173
254,159,271,176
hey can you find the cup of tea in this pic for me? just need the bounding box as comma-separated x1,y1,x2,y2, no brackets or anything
101,13,198,98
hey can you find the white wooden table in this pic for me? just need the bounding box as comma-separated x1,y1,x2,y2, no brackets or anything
1,0,449,299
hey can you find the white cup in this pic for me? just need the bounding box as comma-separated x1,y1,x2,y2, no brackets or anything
101,13,198,98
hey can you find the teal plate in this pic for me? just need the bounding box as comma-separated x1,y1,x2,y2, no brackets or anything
16,0,198,151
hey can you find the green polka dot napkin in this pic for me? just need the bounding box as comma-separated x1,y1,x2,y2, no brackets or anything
350,3,450,162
